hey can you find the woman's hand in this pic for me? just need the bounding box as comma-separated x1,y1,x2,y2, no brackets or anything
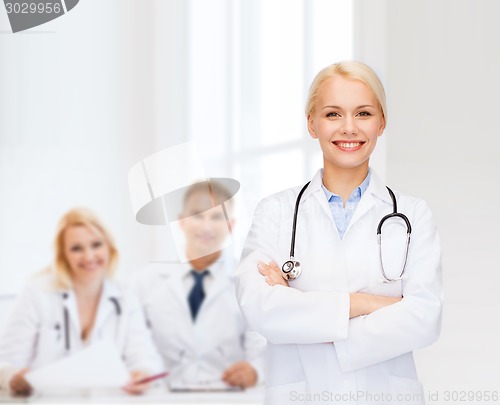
349,293,402,318
9,368,32,396
122,370,150,395
258,261,289,287
222,361,258,389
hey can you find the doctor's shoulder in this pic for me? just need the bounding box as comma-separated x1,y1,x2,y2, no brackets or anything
21,269,63,297
108,277,147,313
240,185,304,262
251,185,303,222
7,270,62,322
387,187,438,227
126,263,173,302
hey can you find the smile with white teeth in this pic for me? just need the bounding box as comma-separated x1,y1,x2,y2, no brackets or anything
81,262,101,271
333,141,365,149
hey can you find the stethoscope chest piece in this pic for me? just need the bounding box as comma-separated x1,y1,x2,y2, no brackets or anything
281,259,302,280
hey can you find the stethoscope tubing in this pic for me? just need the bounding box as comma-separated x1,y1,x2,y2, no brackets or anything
289,181,311,259
284,183,412,283
64,306,70,351
377,187,412,282
61,295,121,351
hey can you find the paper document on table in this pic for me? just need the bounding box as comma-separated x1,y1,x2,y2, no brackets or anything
25,339,129,390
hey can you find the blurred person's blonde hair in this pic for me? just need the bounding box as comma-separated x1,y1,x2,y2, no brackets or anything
305,60,387,123
52,208,118,289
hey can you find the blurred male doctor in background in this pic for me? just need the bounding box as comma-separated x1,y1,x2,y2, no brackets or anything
133,180,265,389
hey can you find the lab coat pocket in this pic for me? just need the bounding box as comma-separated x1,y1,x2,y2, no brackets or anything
266,380,307,405
390,376,425,404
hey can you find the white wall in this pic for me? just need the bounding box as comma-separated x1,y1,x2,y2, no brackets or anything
359,0,500,397
0,0,193,298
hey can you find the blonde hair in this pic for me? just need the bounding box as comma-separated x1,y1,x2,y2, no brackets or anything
52,208,118,289
305,61,387,122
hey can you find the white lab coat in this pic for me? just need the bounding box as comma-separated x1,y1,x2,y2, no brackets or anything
0,271,163,393
133,255,266,385
235,169,443,405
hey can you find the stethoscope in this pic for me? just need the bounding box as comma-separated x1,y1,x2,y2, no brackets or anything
281,182,412,283
57,293,122,351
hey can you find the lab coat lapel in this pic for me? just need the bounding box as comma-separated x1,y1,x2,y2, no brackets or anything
346,170,393,232
302,169,335,226
154,264,194,351
201,263,232,311
92,280,121,336
160,266,192,317
347,189,377,231
61,290,81,346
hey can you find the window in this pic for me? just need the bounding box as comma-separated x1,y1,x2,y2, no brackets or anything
188,0,354,250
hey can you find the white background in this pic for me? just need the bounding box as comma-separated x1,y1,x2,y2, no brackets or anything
1,0,499,401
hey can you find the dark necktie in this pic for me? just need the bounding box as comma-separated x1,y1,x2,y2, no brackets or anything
188,270,209,321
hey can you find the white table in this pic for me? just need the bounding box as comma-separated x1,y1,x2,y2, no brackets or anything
0,387,264,404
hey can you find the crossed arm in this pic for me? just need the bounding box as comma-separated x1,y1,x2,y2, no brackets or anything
258,261,402,319
235,196,442,372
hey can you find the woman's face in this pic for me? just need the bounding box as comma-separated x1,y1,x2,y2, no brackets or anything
307,75,385,173
63,225,110,285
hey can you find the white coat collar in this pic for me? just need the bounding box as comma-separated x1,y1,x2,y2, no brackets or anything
148,253,233,317
298,168,394,236
366,169,393,205
92,279,122,336
346,170,393,232
301,167,392,205
59,278,122,344
178,253,234,311
300,168,324,202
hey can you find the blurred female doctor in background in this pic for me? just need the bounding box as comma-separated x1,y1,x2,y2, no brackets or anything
236,61,443,404
0,208,163,396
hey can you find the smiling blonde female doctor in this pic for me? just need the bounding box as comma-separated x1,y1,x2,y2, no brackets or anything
0,208,163,396
235,61,443,404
